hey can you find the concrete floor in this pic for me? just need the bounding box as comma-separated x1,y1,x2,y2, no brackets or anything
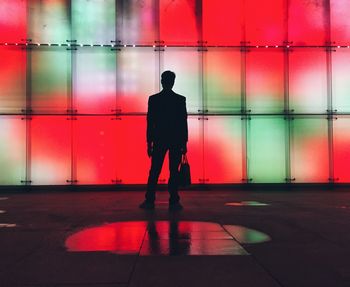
0,190,350,287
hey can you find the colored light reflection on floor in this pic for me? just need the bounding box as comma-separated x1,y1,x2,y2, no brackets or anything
0,210,6,214
0,223,16,228
225,201,269,206
0,197,8,201
65,221,271,256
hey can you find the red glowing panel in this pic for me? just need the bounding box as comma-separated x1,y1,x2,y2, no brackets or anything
288,0,328,45
333,118,350,182
0,47,26,113
75,117,117,184
160,0,200,45
245,0,285,45
162,48,201,113
31,47,70,113
289,49,327,113
246,49,284,112
31,116,71,185
116,47,158,113
114,116,150,184
291,118,329,183
204,48,241,112
202,0,242,45
0,0,27,42
120,0,157,45
332,49,350,112
74,47,116,113
204,117,243,183
330,0,350,45
0,117,26,185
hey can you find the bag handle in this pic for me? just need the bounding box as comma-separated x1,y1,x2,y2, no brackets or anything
182,154,188,164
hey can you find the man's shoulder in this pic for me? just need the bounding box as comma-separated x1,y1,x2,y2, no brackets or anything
148,93,161,102
173,92,186,102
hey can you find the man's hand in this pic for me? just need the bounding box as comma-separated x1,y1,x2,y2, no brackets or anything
181,143,187,155
147,142,153,158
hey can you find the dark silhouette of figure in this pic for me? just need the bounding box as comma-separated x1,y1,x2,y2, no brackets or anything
139,71,188,211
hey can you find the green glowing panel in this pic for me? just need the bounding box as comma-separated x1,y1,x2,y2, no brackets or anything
116,47,158,113
291,118,329,183
247,117,286,183
72,0,115,44
204,48,241,113
74,47,116,113
120,0,157,45
0,117,25,184
0,47,26,113
204,117,243,183
31,116,71,185
332,49,350,112
28,0,70,43
246,49,284,113
289,49,327,113
31,47,70,113
162,48,201,113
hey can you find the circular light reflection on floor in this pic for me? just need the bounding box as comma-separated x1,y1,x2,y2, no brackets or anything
225,201,269,206
0,197,8,201
0,210,6,214
0,223,16,228
65,221,271,256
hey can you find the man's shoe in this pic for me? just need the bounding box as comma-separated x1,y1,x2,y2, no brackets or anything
139,201,155,210
169,202,183,211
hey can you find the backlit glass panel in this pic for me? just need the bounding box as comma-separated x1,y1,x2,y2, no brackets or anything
31,46,70,113
289,49,328,113
31,116,70,184
205,117,243,183
330,0,350,45
333,117,350,182
246,49,284,113
204,48,241,113
247,117,286,183
291,118,329,183
0,117,26,184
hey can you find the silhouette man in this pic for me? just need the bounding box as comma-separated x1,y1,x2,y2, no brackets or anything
139,71,188,211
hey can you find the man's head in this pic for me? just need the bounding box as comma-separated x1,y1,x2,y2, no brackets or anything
161,70,176,90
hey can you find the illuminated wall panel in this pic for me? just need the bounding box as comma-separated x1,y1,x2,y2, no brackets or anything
247,117,286,183
0,0,27,42
333,117,350,182
0,47,26,113
332,49,350,112
330,0,350,45
31,116,70,184
202,0,242,45
204,48,241,113
289,49,328,113
114,116,149,184
162,48,201,113
204,117,243,183
120,0,157,45
288,0,328,45
246,49,284,113
0,117,26,184
2,1,350,186
31,47,70,113
160,0,200,45
28,0,70,44
72,0,115,44
291,118,329,183
74,47,116,113
75,117,117,184
245,0,285,45
116,47,158,113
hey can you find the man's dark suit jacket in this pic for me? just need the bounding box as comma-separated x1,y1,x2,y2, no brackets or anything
147,90,188,146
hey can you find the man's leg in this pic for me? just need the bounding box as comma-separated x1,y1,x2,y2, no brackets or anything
145,144,167,203
168,145,182,204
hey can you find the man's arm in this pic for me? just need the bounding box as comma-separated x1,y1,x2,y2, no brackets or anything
147,97,154,157
181,97,188,154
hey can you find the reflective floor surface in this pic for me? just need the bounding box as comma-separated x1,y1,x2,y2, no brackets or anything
65,221,271,255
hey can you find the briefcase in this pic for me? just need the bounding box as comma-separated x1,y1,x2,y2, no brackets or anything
179,154,191,187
